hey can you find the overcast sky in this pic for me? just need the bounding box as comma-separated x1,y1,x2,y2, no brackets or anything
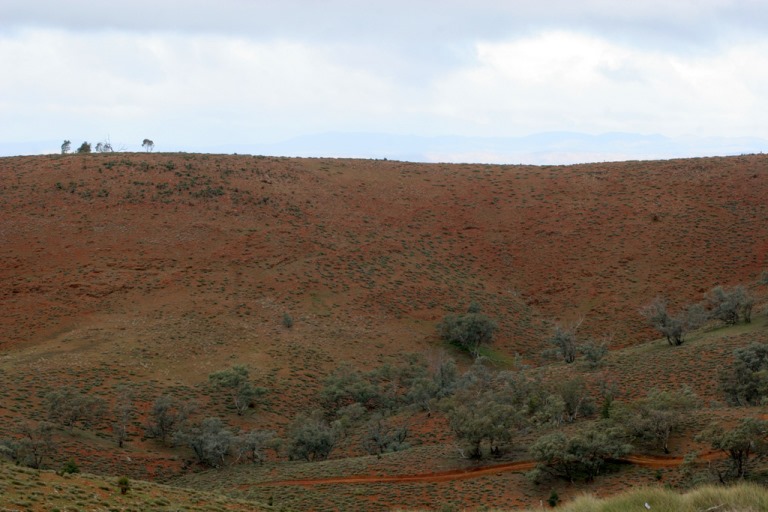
2,1,768,162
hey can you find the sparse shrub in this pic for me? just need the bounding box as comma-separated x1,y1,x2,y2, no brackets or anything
117,476,130,495
548,489,560,507
76,141,91,154
60,458,80,475
580,339,608,368
282,312,294,328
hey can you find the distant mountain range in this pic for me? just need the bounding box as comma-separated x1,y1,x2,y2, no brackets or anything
4,132,768,165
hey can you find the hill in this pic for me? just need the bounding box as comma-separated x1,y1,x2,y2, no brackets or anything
2,152,768,510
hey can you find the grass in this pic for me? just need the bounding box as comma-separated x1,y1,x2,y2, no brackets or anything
553,482,768,512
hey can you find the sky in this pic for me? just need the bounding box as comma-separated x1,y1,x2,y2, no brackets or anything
2,0,768,163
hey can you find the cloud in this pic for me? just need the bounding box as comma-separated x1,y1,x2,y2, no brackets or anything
428,31,768,137
2,2,768,158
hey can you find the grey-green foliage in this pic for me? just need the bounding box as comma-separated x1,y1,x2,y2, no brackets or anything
286,410,339,462
0,422,56,469
76,141,91,153
405,356,458,412
320,356,439,414
616,386,699,454
547,323,579,363
144,395,194,445
640,297,706,346
580,340,609,368
46,387,106,430
707,285,754,326
175,417,233,467
444,361,544,459
61,140,71,154
361,414,409,455
720,342,768,406
438,303,497,358
556,378,595,423
112,389,134,448
234,429,278,464
209,365,267,415
697,417,768,481
529,423,631,483
320,362,385,412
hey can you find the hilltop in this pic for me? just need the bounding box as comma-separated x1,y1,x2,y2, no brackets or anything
1,152,768,510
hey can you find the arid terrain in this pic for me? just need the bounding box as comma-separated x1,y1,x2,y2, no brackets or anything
2,152,768,511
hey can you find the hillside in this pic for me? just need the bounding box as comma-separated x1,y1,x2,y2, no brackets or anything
2,152,768,510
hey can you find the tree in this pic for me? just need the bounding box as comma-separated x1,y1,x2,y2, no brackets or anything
438,304,498,359
3,422,58,469
286,410,339,461
142,139,155,152
707,285,753,326
547,321,581,363
144,395,194,445
617,386,698,454
112,389,134,448
175,417,233,467
555,378,595,423
697,418,768,481
319,362,381,412
209,365,267,416
580,338,609,368
529,424,631,483
95,140,113,153
720,342,768,406
76,141,91,154
361,414,409,456
234,429,278,464
446,392,519,458
46,387,106,430
61,140,71,154
640,297,705,346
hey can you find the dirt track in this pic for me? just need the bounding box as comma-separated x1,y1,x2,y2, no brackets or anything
256,451,725,487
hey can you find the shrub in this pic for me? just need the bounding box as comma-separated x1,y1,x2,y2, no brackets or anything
117,476,130,495
438,303,497,358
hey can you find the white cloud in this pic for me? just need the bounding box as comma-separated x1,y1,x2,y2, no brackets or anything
428,31,768,138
